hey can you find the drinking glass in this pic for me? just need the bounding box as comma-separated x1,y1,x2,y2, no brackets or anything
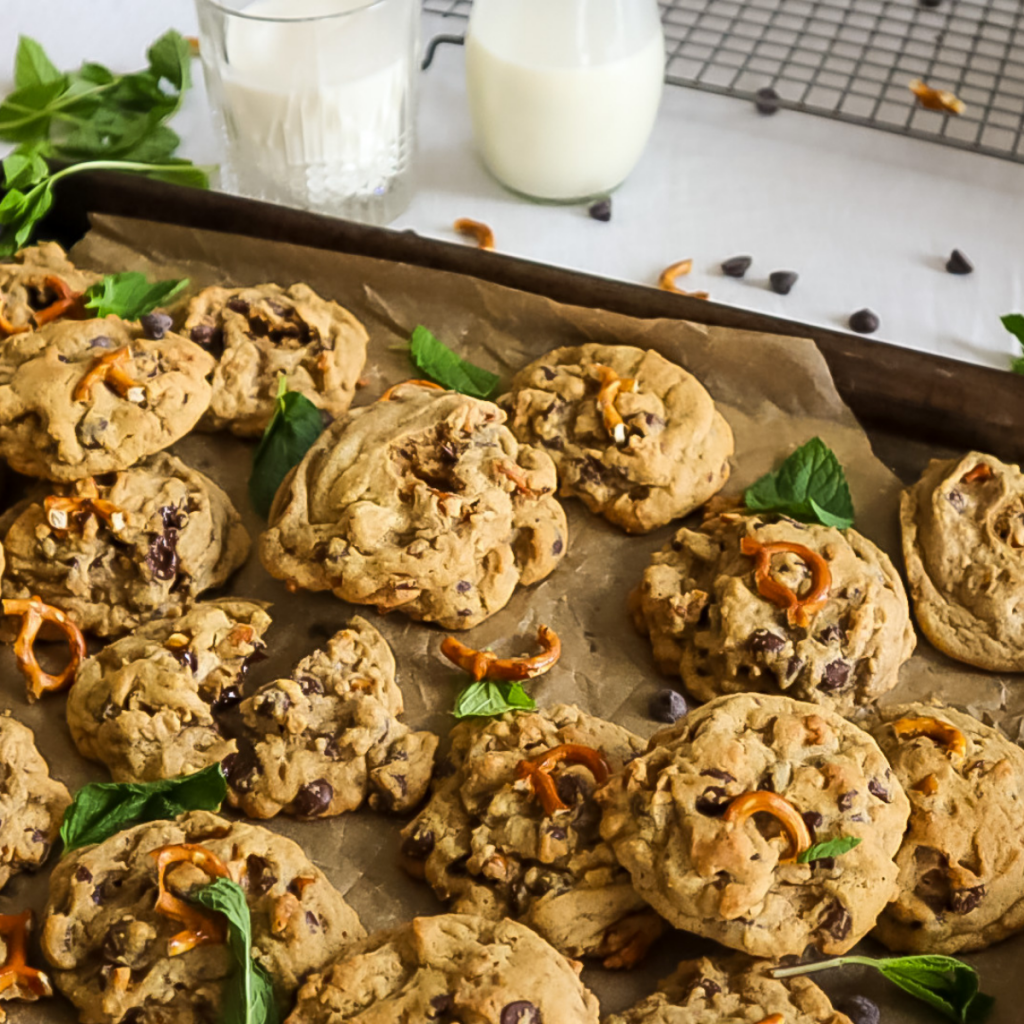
465,0,665,202
194,0,418,224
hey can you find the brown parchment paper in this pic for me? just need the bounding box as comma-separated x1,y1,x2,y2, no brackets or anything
0,213,1017,1022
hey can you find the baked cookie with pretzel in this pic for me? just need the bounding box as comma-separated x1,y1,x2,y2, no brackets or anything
598,692,909,957
604,955,853,1024
868,702,1024,954
901,452,1024,671
260,381,567,629
499,343,734,533
1,452,250,637
399,703,658,966
67,600,271,783
182,282,369,437
288,912,601,1024
0,242,101,335
225,615,438,819
629,510,915,713
41,810,365,1024
0,315,214,481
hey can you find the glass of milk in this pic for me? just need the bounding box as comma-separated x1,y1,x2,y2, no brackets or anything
194,0,418,224
465,0,665,202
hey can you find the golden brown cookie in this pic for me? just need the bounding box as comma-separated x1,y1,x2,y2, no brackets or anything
0,242,101,333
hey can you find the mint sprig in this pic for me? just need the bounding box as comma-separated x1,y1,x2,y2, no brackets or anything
796,835,861,863
407,324,501,400
84,272,189,321
1001,314,1024,375
453,680,536,719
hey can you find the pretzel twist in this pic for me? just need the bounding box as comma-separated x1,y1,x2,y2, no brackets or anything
892,716,967,759
441,625,561,682
515,743,611,816
73,347,146,404
454,218,495,251
379,379,445,402
741,537,832,629
722,791,813,864
151,844,231,957
0,911,52,1002
2,596,87,702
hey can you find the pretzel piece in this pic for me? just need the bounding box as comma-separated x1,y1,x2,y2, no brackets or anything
495,460,542,499
740,537,832,629
2,596,87,702
0,911,52,1003
722,791,812,864
658,259,709,299
756,1016,784,1024
73,347,146,404
0,297,30,338
592,364,637,445
454,218,495,251
892,716,967,759
962,463,993,484
909,79,965,115
441,624,561,682
33,275,84,326
44,490,126,534
151,844,231,957
515,743,611,816
379,379,445,402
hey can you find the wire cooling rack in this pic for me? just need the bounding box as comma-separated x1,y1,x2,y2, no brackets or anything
421,0,1024,164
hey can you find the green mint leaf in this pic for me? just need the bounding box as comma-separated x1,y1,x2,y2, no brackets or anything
2,144,49,191
0,78,68,143
876,955,994,1023
1011,356,1024,376
408,324,501,400
59,764,227,852
191,879,281,1024
744,437,855,529
147,30,192,94
14,37,62,90
796,835,862,863
453,680,537,719
72,62,117,87
0,180,54,256
83,271,189,320
1001,313,1024,347
249,377,325,519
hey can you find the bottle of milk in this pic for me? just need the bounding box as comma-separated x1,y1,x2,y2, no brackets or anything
465,0,665,202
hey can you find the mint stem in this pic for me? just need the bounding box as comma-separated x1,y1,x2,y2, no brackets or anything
772,955,877,979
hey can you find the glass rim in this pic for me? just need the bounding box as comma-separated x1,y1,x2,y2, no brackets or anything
194,0,389,23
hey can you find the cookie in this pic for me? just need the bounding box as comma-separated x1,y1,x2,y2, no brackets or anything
226,616,438,819
629,510,915,713
598,692,910,957
286,912,600,1024
901,452,1024,671
0,315,214,481
68,600,272,783
500,344,733,533
183,283,369,437
42,810,365,1024
0,716,70,890
1,451,250,636
869,702,1024,953
605,955,853,1024
0,242,101,333
260,381,567,629
400,704,654,965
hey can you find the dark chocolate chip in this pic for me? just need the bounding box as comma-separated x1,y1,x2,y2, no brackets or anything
552,537,563,556
946,249,973,275
816,623,845,644
818,659,851,692
786,656,804,680
190,324,215,344
501,1001,542,1024
838,790,857,811
160,505,186,530
293,779,333,817
445,854,470,877
588,198,612,222
947,490,965,512
227,298,250,315
648,688,688,723
819,900,852,940
146,533,179,581
223,750,259,793
305,910,320,932
693,978,721,997
296,675,324,697
696,787,730,816
140,312,173,340
75,865,93,883
701,768,735,783
456,580,472,593
755,86,780,114
540,365,556,381
429,994,453,1019
721,255,753,278
837,995,881,1024
89,334,114,348
769,270,798,295
951,885,985,914
246,854,277,896
402,830,436,860
849,308,880,334
802,810,823,840
868,778,892,803
171,648,198,675
547,826,567,841
748,629,786,653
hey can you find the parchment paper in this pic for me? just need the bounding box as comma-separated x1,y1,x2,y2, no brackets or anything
0,213,1017,1022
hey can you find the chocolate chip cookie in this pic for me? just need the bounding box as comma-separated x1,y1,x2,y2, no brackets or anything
629,510,915,713
183,283,369,437
0,242,101,333
400,704,655,966
500,344,733,533
42,810,365,1024
260,382,567,630
286,913,601,1024
68,600,272,783
605,955,853,1024
1,452,250,636
901,452,1024,671
0,315,214,481
868,702,1024,953
226,616,438,819
598,692,910,957
0,716,70,890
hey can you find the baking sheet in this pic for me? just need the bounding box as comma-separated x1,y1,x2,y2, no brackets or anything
0,213,1016,1022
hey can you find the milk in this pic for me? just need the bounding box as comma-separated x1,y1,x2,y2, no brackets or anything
465,2,665,201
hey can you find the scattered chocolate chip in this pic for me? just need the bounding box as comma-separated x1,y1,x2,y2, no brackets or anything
293,779,333,817
951,885,985,914
222,750,259,793
946,249,973,275
501,1001,541,1024
802,810,823,840
838,790,857,811
552,537,563,556
696,786,730,816
721,255,753,278
818,659,851,692
849,308,880,334
837,995,881,1024
540,365,556,381
868,778,892,803
246,854,277,896
140,312,173,340
588,198,612,222
648,688,688,723
769,270,798,295
755,86,781,114
748,629,786,653
819,900,852,940
75,865,93,883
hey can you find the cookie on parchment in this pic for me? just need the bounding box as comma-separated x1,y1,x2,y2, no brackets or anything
604,955,853,1024
869,702,1024,953
183,282,369,437
1,452,250,637
67,600,272,783
226,616,438,820
260,381,567,630
629,511,915,713
0,315,214,481
500,344,733,533
42,811,365,1024
0,242,101,333
598,692,910,958
400,704,654,966
286,913,600,1024
901,452,1024,671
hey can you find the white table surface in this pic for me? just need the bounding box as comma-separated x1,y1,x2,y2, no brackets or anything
3,0,1024,371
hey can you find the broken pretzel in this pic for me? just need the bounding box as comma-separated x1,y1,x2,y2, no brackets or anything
722,791,812,864
892,716,967,759
741,537,831,629
593,364,637,446
73,347,146,404
909,79,965,115
2,596,87,702
0,275,83,338
151,844,231,956
44,480,126,534
453,218,495,251
379,379,445,402
516,743,610,816
441,624,561,682
658,259,709,299
0,910,52,1004
962,463,993,484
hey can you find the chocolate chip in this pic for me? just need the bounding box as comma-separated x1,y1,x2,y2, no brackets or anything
588,198,612,222
696,786,729,816
120,1009,145,1024
445,854,470,877
815,857,836,871
819,900,852,940
701,768,735,783
246,854,277,896
223,750,259,793
89,334,114,348
540,365,556,381
140,312,173,340
648,688,688,723
748,629,786,653
256,689,291,716
296,675,324,697
837,995,881,1024
816,623,845,644
769,270,798,295
227,298,250,315
693,978,721,997
429,994,453,1019
305,910,320,932
951,885,985,914
456,580,472,593
838,790,857,811
802,810,823,840
541,436,564,451
160,505,186,531
721,255,753,278
818,659,851,692
868,778,892,803
755,86,780,114
146,533,179,581
786,656,804,680
293,779,333,817
552,537,563,556
501,1001,541,1024
547,826,567,841
644,412,665,429
849,308,880,334
947,490,965,512
75,865,93,883
91,885,106,906
946,249,973,275
190,324,215,344
402,830,436,859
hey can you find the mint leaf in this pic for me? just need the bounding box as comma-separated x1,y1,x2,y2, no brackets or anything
0,79,68,143
147,30,192,94
796,835,861,863
83,271,189,320
0,180,54,256
1001,313,1024,346
250,377,325,519
191,879,280,1024
2,144,49,190
453,680,536,719
14,37,61,90
60,764,227,852
408,324,501,400
744,437,854,529
1012,356,1024,376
